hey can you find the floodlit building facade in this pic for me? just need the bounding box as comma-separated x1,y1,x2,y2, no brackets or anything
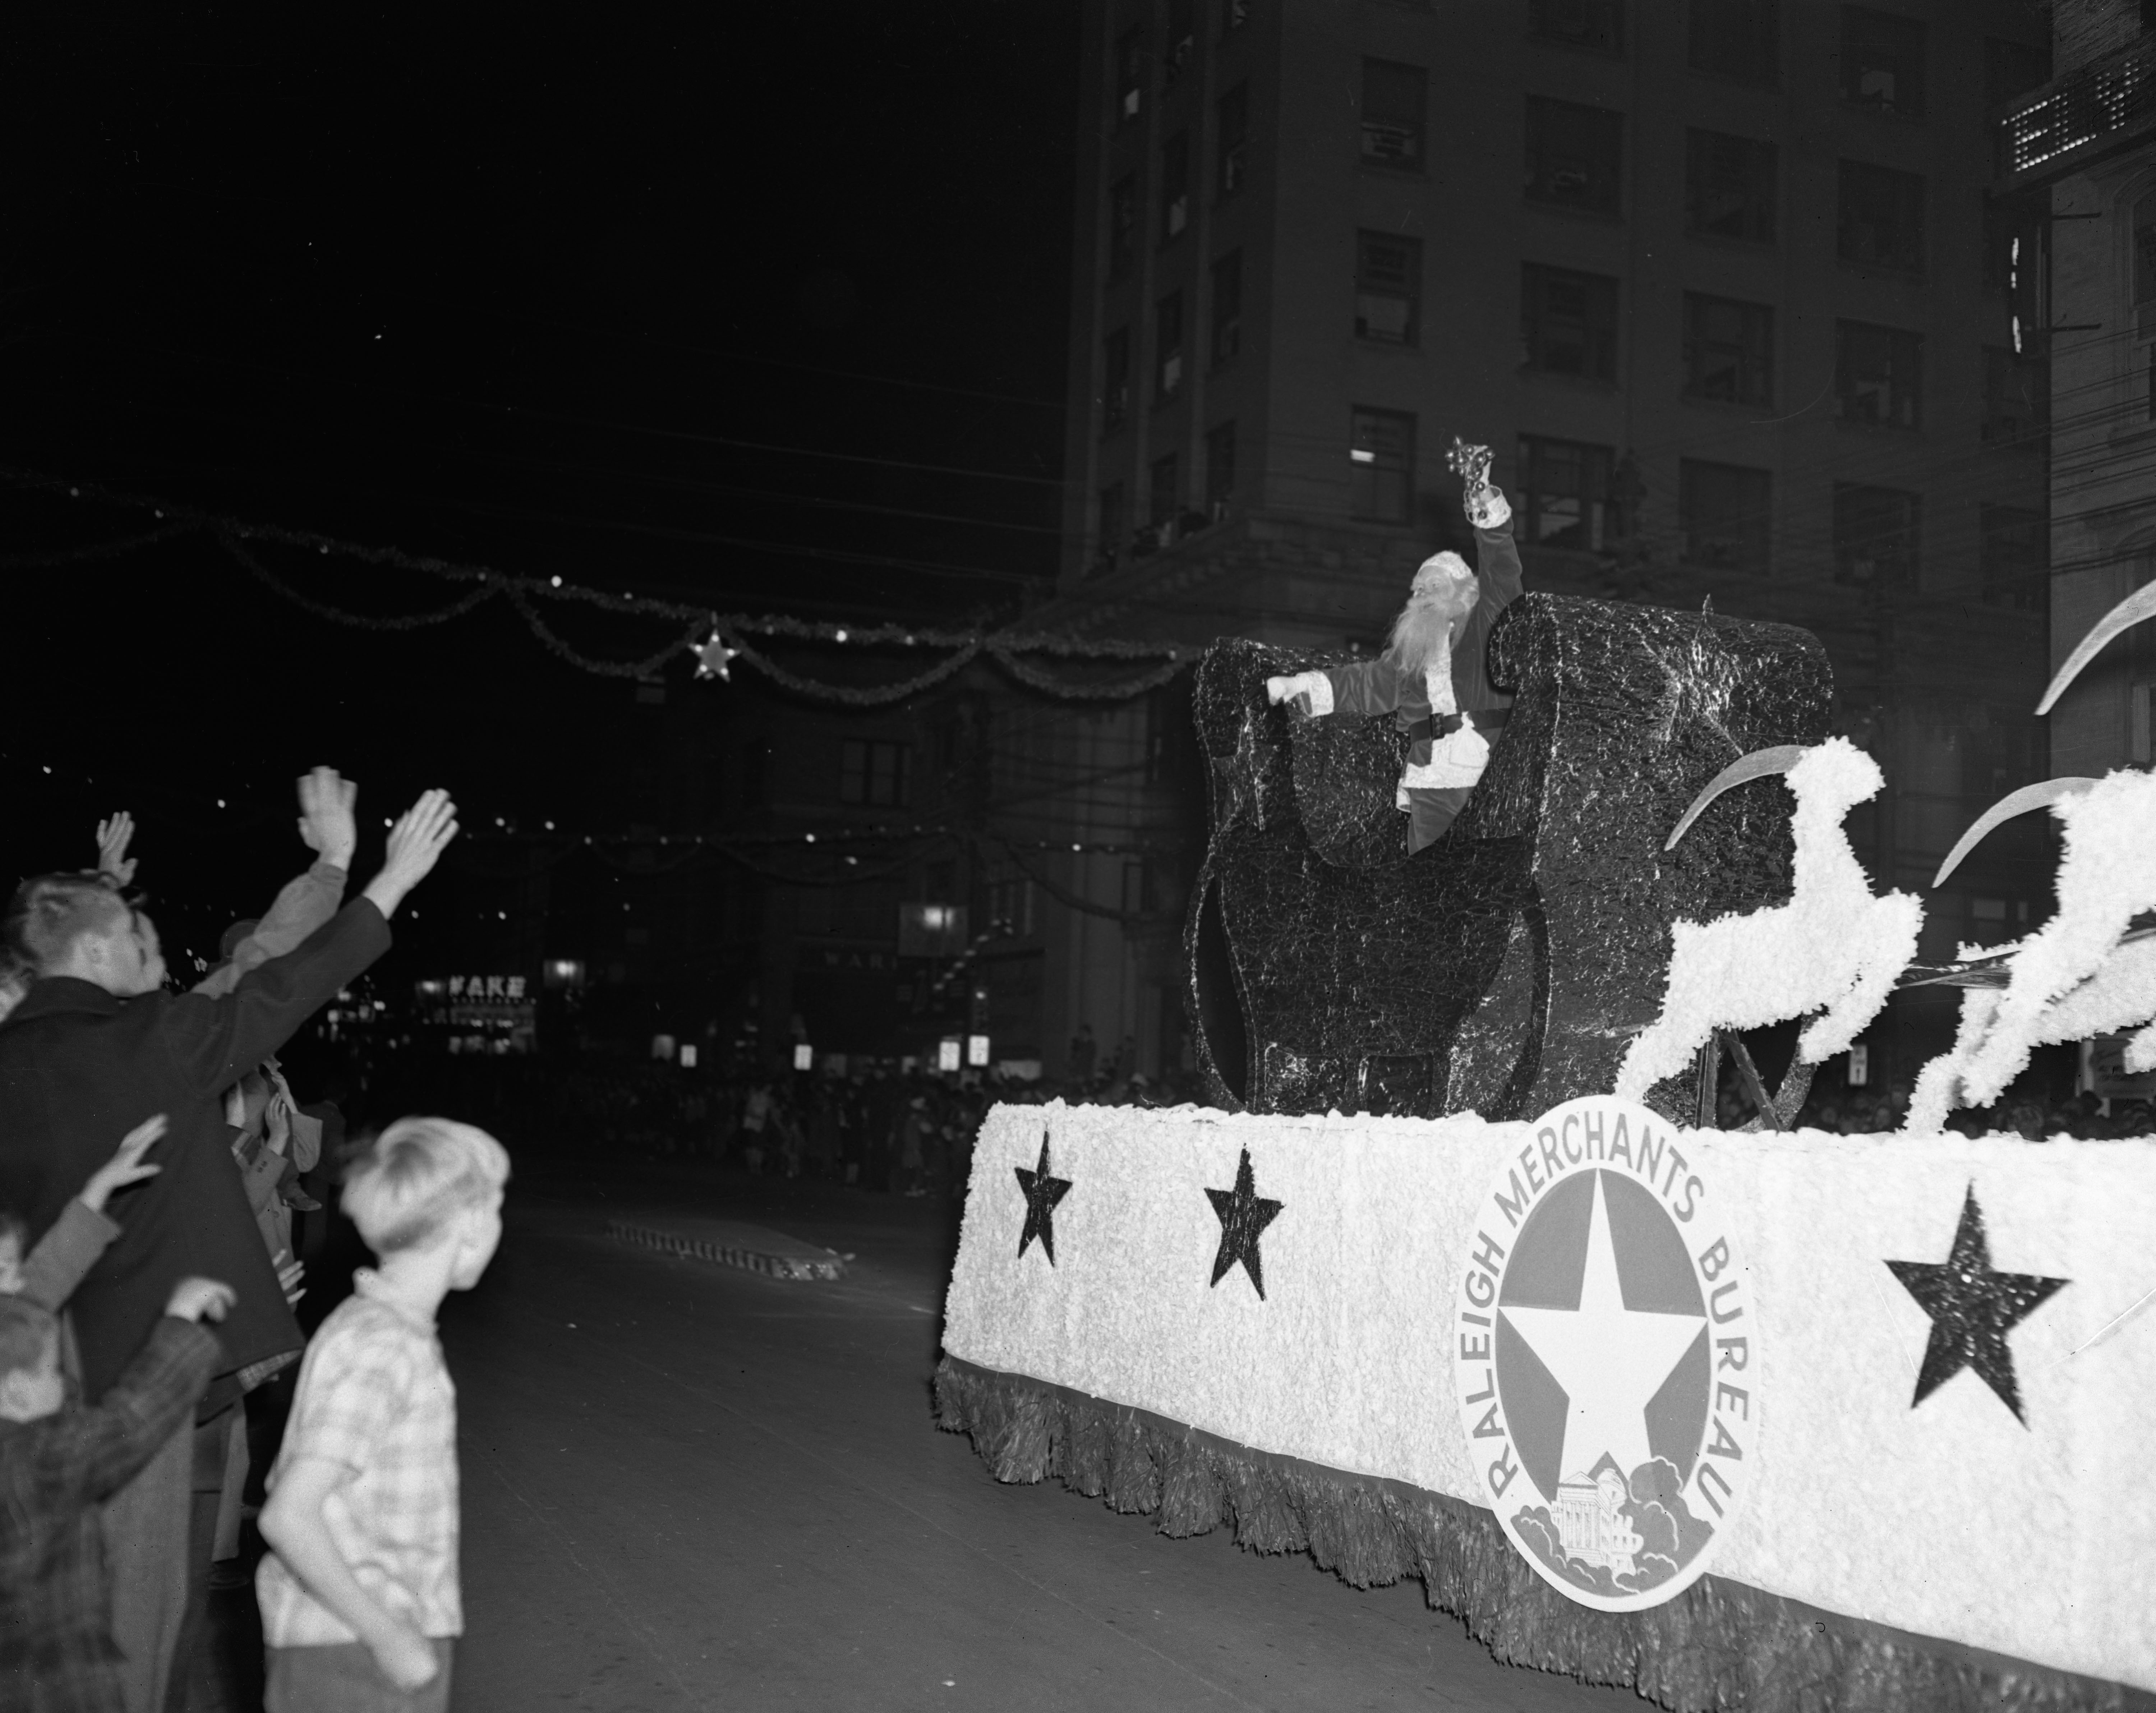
1006,0,2055,1093
2000,1,2156,777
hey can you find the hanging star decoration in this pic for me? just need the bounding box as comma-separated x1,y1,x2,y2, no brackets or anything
694,623,740,681
1014,1129,1073,1265
1204,1146,1283,1299
1885,1184,2067,1426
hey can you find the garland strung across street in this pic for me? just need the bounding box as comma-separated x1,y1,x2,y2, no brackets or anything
0,467,1189,703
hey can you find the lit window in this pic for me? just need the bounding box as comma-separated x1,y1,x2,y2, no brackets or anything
1355,231,1421,345
1839,7,1925,119
1349,408,1415,522
1360,60,1425,170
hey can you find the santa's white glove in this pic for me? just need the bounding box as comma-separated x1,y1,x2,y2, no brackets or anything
1466,484,1512,531
1264,672,1332,716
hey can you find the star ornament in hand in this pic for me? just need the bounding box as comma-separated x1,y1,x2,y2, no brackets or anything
1501,1171,1707,1490
1886,1185,2067,1426
1014,1130,1072,1265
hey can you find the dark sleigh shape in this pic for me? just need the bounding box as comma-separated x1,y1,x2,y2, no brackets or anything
1184,592,1833,1122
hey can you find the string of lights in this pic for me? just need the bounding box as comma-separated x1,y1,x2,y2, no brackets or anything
0,467,1192,702
7,755,1179,862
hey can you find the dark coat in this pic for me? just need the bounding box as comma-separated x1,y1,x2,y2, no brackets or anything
0,900,391,1402
1318,520,1525,764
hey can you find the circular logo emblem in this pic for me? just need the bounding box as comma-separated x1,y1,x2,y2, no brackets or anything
1452,1095,1757,1610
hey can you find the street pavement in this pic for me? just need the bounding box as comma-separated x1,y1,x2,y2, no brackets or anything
426,1159,1641,1712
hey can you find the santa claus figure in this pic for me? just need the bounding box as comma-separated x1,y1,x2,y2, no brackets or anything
1265,443,1523,852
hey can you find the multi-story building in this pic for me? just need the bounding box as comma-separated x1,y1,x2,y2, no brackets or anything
1012,0,2055,1093
2000,1,2156,777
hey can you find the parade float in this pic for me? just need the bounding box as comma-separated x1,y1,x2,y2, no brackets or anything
935,472,2156,1712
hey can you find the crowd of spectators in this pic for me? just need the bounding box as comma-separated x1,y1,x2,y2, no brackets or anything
0,770,460,1710
379,1053,1204,1202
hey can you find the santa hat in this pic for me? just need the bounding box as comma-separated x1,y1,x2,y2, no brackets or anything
1410,551,1472,596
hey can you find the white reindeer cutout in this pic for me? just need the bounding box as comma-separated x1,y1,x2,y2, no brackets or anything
1901,580,2156,1130
1614,737,1924,1106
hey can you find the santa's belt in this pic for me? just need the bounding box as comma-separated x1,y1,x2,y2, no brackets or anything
1405,708,1508,742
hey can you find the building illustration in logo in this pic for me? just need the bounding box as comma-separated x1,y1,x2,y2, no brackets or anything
1552,1460,1643,1579
1455,1097,1757,1612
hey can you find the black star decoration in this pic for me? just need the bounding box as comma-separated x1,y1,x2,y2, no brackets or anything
1885,1184,2067,1427
1205,1146,1283,1299
1014,1129,1072,1265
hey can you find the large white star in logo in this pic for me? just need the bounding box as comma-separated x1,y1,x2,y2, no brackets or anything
1501,1172,1706,1489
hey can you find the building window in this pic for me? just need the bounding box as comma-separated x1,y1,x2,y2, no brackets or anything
1103,327,1131,432
1210,250,1242,365
1517,436,1618,551
1838,160,1925,273
1155,292,1185,400
1839,7,1926,119
1524,97,1623,215
1982,349,2048,448
1116,27,1145,123
840,740,912,807
1148,453,1179,530
1985,37,2050,106
1980,504,2045,611
1685,130,1776,242
1832,485,1921,587
1217,83,1249,199
1206,420,1238,514
1096,483,1126,573
1530,0,1624,54
1161,134,1190,243
1349,408,1416,523
1520,263,1619,381
1165,0,1196,84
1836,319,1922,428
1680,460,1770,573
1689,0,1778,83
1355,231,1420,346
1108,176,1138,281
1360,60,1426,171
1683,294,1775,406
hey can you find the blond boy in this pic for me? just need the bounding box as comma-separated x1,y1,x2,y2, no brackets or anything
255,1118,509,1712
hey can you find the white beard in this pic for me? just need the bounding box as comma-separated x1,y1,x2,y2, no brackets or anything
1386,590,1472,676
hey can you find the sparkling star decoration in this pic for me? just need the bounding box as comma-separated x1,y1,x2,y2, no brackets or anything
694,626,740,681
1886,1185,2067,1426
1204,1147,1283,1299
1501,1172,1707,1487
1013,1129,1072,1265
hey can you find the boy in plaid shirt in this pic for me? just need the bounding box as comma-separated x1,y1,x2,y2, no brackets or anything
0,1272,234,1713
256,1117,508,1712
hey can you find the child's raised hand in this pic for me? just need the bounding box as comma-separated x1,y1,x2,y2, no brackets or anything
79,1115,167,1215
276,1256,306,1308
165,1277,235,1323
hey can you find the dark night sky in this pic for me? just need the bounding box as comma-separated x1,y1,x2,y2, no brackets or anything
0,4,1080,965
